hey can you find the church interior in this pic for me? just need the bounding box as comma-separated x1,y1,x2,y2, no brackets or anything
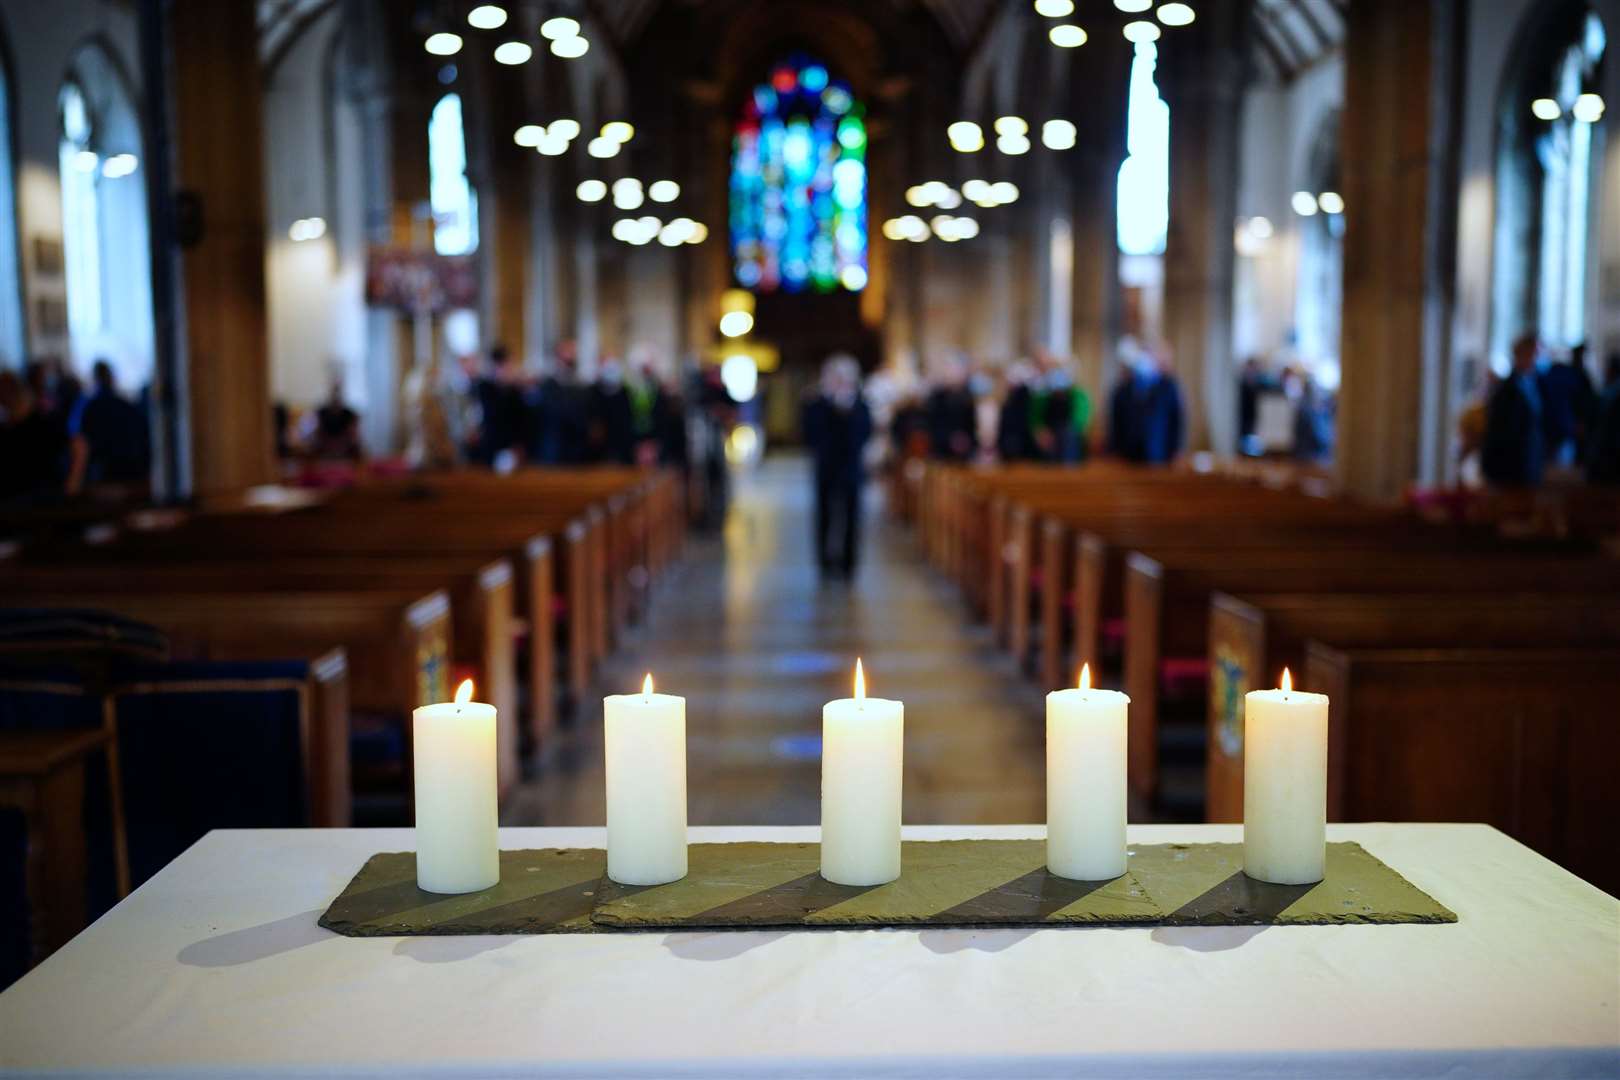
1,0,1618,1074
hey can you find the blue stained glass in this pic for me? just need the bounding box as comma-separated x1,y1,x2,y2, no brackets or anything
731,56,867,294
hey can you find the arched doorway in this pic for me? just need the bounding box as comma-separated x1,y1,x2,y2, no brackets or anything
56,41,154,394
1491,3,1608,370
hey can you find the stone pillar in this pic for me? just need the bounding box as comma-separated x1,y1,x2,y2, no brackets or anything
1160,6,1245,454
1066,35,1131,405
1337,0,1457,501
170,0,273,497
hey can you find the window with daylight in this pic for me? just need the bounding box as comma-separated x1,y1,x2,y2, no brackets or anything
429,93,478,256
1117,40,1170,256
730,59,868,294
60,81,103,338
1533,12,1605,348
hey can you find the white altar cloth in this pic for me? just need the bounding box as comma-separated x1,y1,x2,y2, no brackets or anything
1,823,1616,1078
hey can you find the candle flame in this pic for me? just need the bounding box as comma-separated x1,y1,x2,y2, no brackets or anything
854,658,866,705
1078,663,1092,692
643,672,654,697
454,678,474,705
1280,667,1292,694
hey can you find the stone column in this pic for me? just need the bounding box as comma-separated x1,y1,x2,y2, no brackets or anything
170,0,273,497
1065,33,1131,405
1160,5,1245,454
1337,0,1458,501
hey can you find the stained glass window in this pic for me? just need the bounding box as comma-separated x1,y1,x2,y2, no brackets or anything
731,58,868,294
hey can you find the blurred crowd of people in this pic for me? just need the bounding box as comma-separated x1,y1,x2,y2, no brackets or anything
0,358,150,506
1459,336,1620,489
883,343,1189,471
452,342,692,472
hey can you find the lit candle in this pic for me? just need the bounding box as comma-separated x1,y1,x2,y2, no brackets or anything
1243,668,1329,884
1046,663,1129,880
821,659,904,887
413,678,500,894
604,674,687,886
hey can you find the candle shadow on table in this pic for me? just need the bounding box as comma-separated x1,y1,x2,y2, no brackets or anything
177,909,332,968
1149,872,1319,953
392,935,519,963
661,931,790,961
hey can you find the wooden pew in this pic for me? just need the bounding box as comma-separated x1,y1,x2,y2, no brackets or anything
110,509,574,725
1122,548,1620,799
1304,643,1620,896
2,588,450,813
1205,591,1620,821
3,557,518,793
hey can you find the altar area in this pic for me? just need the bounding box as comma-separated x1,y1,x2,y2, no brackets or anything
1,823,1615,1078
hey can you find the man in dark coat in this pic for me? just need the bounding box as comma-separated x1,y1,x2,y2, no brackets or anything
1482,334,1546,488
70,360,149,486
1108,350,1184,464
802,355,872,578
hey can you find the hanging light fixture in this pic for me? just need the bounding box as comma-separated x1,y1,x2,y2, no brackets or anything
1042,119,1078,150
1034,0,1075,16
1156,3,1196,27
493,41,532,65
1572,93,1606,123
1049,24,1087,47
552,35,589,58
1123,20,1161,43
576,179,607,202
1531,98,1563,121
424,32,463,56
947,121,985,152
467,5,508,30
541,16,581,40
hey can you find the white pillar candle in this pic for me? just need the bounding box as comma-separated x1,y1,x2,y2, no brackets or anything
821,659,904,887
604,674,688,886
1046,664,1129,880
413,678,500,894
1243,668,1330,885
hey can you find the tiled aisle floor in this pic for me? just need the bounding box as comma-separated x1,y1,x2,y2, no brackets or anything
504,454,1048,827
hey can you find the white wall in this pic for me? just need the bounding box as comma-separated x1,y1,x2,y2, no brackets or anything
263,7,369,412
1231,52,1345,367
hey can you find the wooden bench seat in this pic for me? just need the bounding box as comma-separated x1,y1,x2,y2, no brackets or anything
1205,590,1620,821
1304,643,1620,895
1123,547,1620,798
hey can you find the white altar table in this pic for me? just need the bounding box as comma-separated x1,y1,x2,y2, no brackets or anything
1,823,1616,1078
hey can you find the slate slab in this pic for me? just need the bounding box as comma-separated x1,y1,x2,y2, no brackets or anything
1136,841,1456,926
592,839,1160,928
318,839,1454,936
319,847,604,936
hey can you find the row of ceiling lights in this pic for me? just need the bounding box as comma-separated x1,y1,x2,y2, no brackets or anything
575,177,680,210
947,117,1078,154
610,216,708,247
882,214,980,243
425,6,589,62
1292,190,1344,217
513,119,633,158
1531,94,1607,123
70,150,139,179
1036,0,1195,50
907,179,1021,209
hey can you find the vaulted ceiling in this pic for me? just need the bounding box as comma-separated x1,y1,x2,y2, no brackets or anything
594,0,1000,53
1252,0,1346,81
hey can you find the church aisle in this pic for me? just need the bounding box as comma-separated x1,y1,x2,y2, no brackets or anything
505,454,1048,827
